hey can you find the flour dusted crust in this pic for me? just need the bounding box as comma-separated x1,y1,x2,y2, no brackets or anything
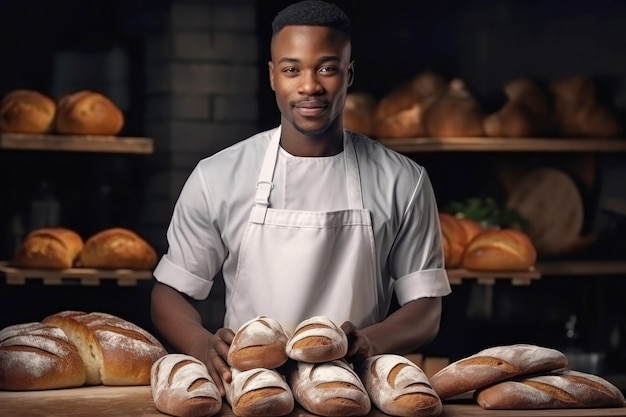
476,370,626,409
0,322,86,390
357,354,442,417
227,316,289,371
225,367,294,417
430,344,568,400
290,360,371,417
42,310,167,385
151,354,222,417
286,315,348,363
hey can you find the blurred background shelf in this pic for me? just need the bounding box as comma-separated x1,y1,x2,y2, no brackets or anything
0,133,153,154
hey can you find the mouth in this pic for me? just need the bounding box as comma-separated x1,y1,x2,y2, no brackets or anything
293,100,328,117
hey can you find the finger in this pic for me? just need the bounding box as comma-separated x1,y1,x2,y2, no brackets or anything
207,365,226,396
340,321,357,335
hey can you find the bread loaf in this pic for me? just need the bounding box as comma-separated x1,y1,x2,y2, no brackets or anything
356,354,442,417
79,227,157,270
42,310,167,386
0,89,56,134
225,367,294,417
227,316,289,371
151,353,222,417
289,359,371,417
343,92,378,137
475,370,626,409
462,228,537,271
430,344,568,400
55,90,124,135
14,227,84,270
0,322,86,390
286,315,348,363
439,213,468,268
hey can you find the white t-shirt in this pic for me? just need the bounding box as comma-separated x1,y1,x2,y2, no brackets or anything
154,127,450,318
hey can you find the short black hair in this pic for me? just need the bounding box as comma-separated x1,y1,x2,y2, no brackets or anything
271,1,351,37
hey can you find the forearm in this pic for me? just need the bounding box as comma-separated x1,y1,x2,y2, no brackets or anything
150,282,212,359
361,297,442,355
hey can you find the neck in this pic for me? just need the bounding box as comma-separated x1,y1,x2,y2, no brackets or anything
279,121,344,157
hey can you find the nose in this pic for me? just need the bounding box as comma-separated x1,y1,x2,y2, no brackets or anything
298,71,323,95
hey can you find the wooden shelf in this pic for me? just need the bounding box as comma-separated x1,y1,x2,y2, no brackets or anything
0,262,153,286
0,133,153,154
377,137,626,153
447,268,541,286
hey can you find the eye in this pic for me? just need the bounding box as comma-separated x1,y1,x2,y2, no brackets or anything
282,67,298,74
319,66,337,74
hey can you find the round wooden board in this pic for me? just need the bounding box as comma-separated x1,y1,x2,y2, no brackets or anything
506,167,584,256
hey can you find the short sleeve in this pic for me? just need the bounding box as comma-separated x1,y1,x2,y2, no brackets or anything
153,163,226,300
390,170,451,304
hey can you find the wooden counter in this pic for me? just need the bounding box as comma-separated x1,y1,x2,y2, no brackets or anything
1,386,625,417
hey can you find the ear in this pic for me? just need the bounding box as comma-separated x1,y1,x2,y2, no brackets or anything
268,61,276,91
347,62,355,87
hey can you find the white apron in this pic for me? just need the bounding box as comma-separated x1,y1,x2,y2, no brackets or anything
226,127,379,334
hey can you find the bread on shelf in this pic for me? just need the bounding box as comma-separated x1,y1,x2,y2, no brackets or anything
79,227,157,270
55,90,124,136
462,228,537,272
0,89,56,134
14,227,84,270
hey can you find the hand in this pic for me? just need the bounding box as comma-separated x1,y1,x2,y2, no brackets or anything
341,321,373,364
202,327,235,396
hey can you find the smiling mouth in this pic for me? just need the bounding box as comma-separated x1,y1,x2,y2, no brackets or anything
293,101,327,116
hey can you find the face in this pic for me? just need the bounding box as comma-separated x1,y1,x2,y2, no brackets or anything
269,25,354,138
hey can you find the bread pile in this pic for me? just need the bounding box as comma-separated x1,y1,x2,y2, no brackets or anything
439,213,537,271
0,310,167,391
349,71,623,139
430,344,626,410
150,315,443,417
0,89,124,135
13,226,157,270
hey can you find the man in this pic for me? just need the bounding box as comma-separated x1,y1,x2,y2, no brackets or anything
151,0,451,395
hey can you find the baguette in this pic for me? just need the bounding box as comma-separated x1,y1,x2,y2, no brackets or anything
0,322,86,390
225,367,294,417
357,354,442,417
475,370,626,409
286,315,347,363
227,316,289,371
289,359,371,417
42,310,167,386
151,353,222,417
430,344,568,400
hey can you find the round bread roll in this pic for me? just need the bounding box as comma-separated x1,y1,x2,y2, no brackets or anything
55,90,124,135
0,89,56,134
42,310,167,386
462,228,537,271
79,227,157,270
0,322,87,391
439,213,468,268
228,316,289,371
14,227,84,270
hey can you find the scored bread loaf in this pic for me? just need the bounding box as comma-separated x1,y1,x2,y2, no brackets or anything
42,310,167,386
55,90,124,135
475,370,626,409
0,322,87,390
0,89,56,134
462,228,537,271
356,354,442,417
14,227,84,270
227,316,289,371
289,359,371,417
79,227,157,270
430,344,568,400
286,315,348,363
439,213,470,268
151,354,222,417
225,367,294,417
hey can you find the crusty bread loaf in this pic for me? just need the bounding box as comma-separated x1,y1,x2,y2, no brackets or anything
151,353,222,417
55,90,124,135
357,354,442,417
79,227,157,270
475,370,626,409
430,344,568,400
0,322,87,390
0,89,56,134
343,92,378,137
462,228,537,271
42,310,167,386
439,213,468,268
14,227,84,270
290,359,371,417
225,367,294,417
286,316,348,363
227,316,289,371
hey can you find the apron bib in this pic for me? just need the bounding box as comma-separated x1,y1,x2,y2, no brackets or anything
226,127,379,333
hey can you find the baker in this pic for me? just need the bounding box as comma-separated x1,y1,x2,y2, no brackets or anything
151,0,451,395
